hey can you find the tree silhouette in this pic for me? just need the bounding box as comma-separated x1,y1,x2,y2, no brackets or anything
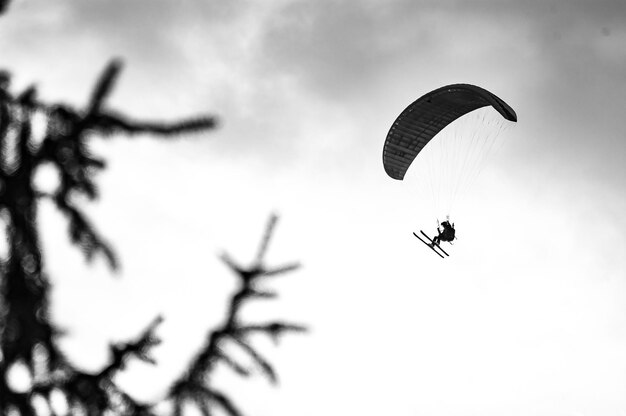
0,60,306,415
169,214,306,416
0,0,11,15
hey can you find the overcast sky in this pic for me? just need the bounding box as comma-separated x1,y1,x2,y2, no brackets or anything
2,0,626,415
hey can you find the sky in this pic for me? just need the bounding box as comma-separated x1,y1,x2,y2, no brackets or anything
2,0,626,415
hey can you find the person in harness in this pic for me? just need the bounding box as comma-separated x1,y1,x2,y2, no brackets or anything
432,219,455,246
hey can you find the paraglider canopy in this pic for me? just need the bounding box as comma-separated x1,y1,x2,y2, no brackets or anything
383,84,517,180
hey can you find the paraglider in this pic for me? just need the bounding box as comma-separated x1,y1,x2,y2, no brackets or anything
413,231,449,259
432,218,456,246
382,84,517,257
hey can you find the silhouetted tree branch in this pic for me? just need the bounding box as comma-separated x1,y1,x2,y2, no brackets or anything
0,0,11,16
168,214,307,416
58,315,163,416
0,56,305,416
0,59,215,415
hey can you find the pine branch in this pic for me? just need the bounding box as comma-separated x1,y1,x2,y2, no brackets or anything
101,315,163,378
93,111,217,137
236,322,308,342
16,85,37,107
254,212,278,267
246,287,278,300
0,92,12,174
1,58,308,416
198,399,212,416
231,335,277,384
168,214,307,413
1,317,163,415
0,0,12,15
123,397,158,416
51,192,119,270
216,349,251,377
62,372,113,416
40,317,163,415
210,389,244,416
0,60,218,415
6,59,218,273
260,262,301,278
16,104,34,172
85,59,122,117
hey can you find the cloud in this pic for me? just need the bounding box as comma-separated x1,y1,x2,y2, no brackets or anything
2,0,623,190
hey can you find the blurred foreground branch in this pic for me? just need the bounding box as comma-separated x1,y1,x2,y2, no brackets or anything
169,213,307,416
0,59,209,415
0,0,11,16
0,57,305,416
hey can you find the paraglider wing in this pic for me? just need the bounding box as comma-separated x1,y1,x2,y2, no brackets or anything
382,84,517,180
